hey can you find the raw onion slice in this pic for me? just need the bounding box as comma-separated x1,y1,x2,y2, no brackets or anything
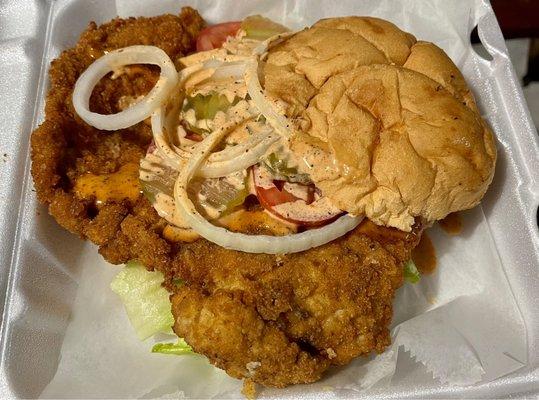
151,106,186,170
179,48,228,67
73,45,178,130
204,59,247,80
244,59,291,137
209,129,275,162
173,122,363,254
244,32,297,138
199,131,280,178
152,98,280,178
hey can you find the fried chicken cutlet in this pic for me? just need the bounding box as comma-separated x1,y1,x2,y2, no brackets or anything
170,221,420,387
30,10,422,388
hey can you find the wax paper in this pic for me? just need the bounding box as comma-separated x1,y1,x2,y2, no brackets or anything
40,0,527,398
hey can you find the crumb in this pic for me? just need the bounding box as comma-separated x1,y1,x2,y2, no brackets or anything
326,348,337,359
246,361,261,377
241,378,257,399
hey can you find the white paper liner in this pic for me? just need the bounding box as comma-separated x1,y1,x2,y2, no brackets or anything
40,0,527,398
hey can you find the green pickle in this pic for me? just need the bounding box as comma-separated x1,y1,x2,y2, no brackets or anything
264,153,311,184
241,15,289,40
185,92,232,120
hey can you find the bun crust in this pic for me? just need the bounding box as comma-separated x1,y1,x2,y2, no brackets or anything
264,17,496,231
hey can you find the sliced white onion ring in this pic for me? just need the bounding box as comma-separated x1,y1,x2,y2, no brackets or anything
179,48,228,67
174,122,363,254
152,106,279,178
243,32,298,138
179,55,250,83
209,129,277,162
198,132,280,178
151,106,186,170
211,62,247,80
73,45,178,130
244,59,292,138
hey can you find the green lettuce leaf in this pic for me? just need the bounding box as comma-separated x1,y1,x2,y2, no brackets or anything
152,338,193,356
404,259,421,284
110,260,174,340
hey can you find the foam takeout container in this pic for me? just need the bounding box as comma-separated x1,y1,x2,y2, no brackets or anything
0,0,538,398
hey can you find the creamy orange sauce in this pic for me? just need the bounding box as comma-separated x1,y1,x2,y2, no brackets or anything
412,233,437,274
74,163,141,205
217,209,297,236
439,212,462,235
160,209,297,243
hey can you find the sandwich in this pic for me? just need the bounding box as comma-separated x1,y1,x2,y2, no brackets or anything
30,9,496,395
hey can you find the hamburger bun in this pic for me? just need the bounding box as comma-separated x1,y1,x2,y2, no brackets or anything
264,16,496,231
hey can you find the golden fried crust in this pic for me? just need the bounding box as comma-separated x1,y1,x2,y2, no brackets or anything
30,8,205,269
172,288,330,387
170,222,420,387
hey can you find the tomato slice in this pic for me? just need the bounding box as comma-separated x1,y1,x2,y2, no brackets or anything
257,183,301,210
252,165,341,226
196,22,241,52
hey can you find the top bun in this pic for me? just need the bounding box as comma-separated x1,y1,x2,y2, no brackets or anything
264,16,496,231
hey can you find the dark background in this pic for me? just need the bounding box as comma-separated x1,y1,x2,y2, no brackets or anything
480,0,539,226
487,0,539,88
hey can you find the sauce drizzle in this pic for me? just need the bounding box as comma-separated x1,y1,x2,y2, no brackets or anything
412,233,437,275
74,163,141,205
217,209,297,236
439,212,462,235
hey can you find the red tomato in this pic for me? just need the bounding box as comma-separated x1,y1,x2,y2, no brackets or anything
256,182,302,210
252,166,340,227
196,22,241,52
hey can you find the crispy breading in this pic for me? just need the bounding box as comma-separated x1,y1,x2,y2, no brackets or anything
31,8,205,259
30,10,422,388
170,221,419,387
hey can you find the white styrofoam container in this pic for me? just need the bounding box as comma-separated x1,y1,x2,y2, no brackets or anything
0,0,537,397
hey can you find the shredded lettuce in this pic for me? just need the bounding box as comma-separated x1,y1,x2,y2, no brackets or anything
110,260,174,340
152,338,193,356
404,259,421,284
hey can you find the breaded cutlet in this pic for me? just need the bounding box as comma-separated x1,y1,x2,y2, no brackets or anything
30,9,421,388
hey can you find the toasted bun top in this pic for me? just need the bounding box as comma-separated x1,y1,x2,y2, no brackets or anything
264,16,496,231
